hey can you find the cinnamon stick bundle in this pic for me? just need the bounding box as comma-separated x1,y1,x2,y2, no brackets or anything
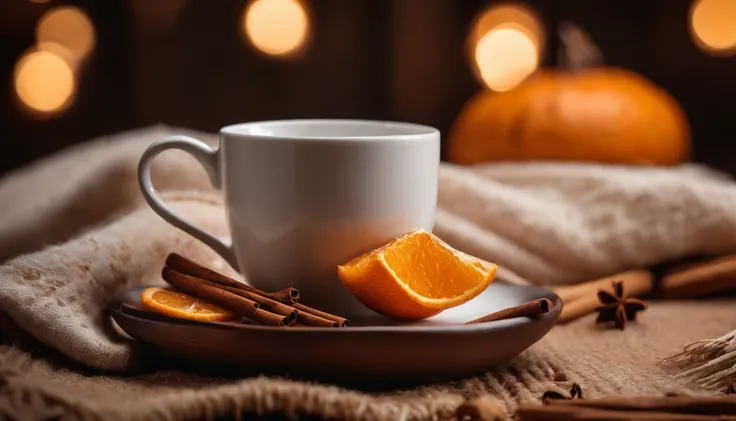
163,254,350,328
167,253,299,303
554,252,736,324
162,267,293,326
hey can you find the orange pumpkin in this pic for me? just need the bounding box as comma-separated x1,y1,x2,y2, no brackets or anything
448,67,691,166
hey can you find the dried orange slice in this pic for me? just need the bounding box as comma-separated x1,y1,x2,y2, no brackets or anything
337,229,497,320
140,287,238,322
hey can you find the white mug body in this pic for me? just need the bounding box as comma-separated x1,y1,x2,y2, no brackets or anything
138,119,440,316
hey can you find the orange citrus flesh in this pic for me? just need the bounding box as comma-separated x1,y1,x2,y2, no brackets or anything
140,287,239,322
337,229,497,321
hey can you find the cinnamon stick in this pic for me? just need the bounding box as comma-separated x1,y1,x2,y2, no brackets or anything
554,269,654,306
293,308,338,327
269,288,301,304
208,282,297,319
555,253,736,324
555,270,654,324
165,253,352,327
517,405,733,420
465,298,550,325
161,267,292,326
205,284,342,328
293,303,351,327
657,254,736,298
544,395,736,415
166,253,300,303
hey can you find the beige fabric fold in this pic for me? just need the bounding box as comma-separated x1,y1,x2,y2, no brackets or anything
1,125,735,420
0,192,232,372
0,125,217,262
435,162,736,284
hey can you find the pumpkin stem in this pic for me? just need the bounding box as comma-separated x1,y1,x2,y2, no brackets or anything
557,21,605,70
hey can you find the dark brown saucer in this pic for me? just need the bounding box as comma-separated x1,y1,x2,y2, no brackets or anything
110,283,561,387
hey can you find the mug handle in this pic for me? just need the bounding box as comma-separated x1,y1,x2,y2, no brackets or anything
137,135,239,271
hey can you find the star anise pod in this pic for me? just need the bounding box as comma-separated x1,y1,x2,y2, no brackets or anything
595,280,647,330
541,383,584,402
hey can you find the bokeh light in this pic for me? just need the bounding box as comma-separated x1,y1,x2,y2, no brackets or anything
468,3,544,53
475,27,539,92
129,0,186,33
36,6,95,64
13,49,76,114
690,0,736,56
242,0,310,57
36,41,76,68
467,3,543,91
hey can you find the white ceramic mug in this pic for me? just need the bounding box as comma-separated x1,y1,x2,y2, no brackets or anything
138,119,440,315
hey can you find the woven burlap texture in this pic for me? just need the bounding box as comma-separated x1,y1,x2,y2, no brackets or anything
1,125,736,420
2,301,734,421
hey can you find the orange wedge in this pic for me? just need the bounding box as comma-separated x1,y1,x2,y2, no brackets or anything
337,229,497,320
140,287,239,322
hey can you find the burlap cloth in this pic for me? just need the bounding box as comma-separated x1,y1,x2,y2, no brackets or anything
1,125,735,420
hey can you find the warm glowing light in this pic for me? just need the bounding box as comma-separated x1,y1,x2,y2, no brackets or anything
242,0,310,57
14,50,75,114
467,3,543,90
469,3,545,57
475,27,538,92
130,0,186,32
36,6,95,63
690,0,736,55
36,42,76,68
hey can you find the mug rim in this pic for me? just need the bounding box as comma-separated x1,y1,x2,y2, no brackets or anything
220,119,439,141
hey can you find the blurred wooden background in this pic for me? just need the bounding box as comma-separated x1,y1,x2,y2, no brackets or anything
1,0,735,176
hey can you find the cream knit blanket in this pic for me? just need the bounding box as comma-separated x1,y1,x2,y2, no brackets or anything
2,125,736,372
4,126,736,283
